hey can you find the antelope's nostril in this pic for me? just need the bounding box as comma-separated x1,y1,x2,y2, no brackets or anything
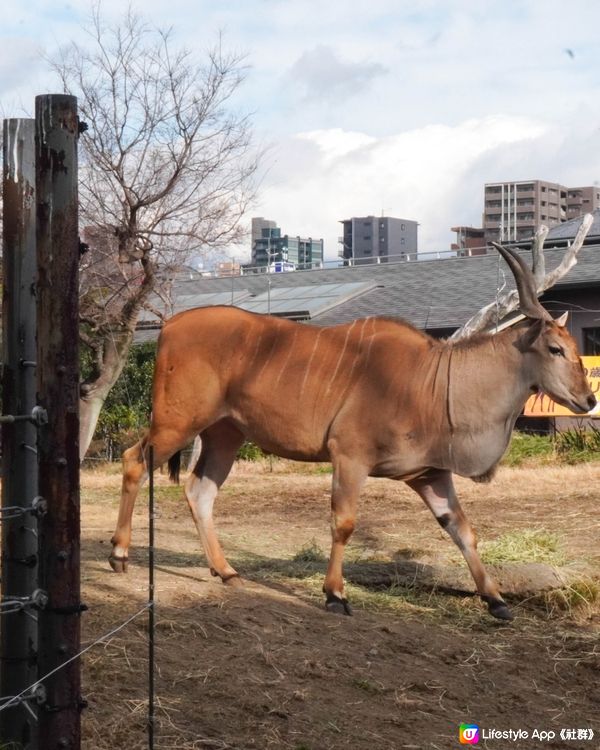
587,394,597,411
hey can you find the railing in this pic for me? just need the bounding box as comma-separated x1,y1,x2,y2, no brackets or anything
208,246,493,278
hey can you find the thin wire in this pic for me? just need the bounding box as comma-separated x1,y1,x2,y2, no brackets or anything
0,603,151,715
0,507,28,522
85,253,159,744
148,444,155,750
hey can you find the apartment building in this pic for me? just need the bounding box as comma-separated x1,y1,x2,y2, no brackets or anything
338,215,418,264
483,180,600,244
250,218,323,269
566,186,600,220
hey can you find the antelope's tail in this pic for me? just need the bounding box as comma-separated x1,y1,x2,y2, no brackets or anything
168,451,181,484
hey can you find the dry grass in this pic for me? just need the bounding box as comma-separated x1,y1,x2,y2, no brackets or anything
78,459,600,749
479,528,566,566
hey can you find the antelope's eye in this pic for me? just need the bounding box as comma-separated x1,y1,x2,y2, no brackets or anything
549,345,564,357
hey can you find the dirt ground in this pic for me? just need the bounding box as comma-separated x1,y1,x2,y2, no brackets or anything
80,461,600,750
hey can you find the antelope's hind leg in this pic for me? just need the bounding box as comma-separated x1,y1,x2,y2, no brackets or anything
185,420,245,586
407,470,513,621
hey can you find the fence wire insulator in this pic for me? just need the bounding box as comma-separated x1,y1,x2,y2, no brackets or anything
0,683,46,719
0,589,48,615
0,507,28,522
0,497,47,523
0,406,48,426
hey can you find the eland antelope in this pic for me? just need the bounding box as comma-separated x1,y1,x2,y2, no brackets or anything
110,242,595,620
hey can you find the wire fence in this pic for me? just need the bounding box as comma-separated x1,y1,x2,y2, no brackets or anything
0,603,152,716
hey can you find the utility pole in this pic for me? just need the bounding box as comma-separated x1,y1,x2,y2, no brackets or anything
35,94,82,750
1,118,39,748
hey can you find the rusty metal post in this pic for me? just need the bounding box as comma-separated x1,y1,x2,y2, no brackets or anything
1,118,39,748
35,94,81,750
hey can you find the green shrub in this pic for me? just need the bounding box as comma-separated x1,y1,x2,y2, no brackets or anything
504,428,600,467
555,425,600,463
87,342,155,460
236,441,265,461
502,432,555,467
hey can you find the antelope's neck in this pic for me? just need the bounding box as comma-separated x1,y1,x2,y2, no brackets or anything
439,329,533,477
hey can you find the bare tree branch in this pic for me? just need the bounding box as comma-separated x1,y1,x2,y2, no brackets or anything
451,214,593,342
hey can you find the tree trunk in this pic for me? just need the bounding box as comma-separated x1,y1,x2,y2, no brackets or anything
79,329,134,459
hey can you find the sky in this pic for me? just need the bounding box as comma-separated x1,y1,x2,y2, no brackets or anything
3,0,600,262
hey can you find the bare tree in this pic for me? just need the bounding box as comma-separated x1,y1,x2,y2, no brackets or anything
50,6,259,456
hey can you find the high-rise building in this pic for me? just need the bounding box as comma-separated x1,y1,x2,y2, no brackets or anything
250,218,323,269
338,215,418,264
483,180,600,244
251,217,277,247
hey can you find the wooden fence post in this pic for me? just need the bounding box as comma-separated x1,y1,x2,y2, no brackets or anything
35,94,82,750
1,118,39,748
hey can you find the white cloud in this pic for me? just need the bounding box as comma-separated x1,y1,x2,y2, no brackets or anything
254,115,548,259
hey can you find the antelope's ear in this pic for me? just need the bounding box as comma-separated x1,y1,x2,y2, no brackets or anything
554,311,569,328
516,318,545,351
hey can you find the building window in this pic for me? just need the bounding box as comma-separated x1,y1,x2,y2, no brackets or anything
583,328,600,355
401,238,405,245
363,235,371,240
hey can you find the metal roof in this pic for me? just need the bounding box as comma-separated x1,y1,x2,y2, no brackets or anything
237,281,376,319
137,290,252,323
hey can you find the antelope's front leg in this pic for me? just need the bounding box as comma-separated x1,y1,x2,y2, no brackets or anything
407,470,513,621
323,452,368,615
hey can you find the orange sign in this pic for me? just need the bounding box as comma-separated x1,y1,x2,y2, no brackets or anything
524,356,600,417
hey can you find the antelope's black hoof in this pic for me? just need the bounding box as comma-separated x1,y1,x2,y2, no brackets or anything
325,594,353,616
109,555,128,573
483,596,514,621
